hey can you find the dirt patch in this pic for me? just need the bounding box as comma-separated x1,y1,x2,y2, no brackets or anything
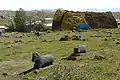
0,60,32,80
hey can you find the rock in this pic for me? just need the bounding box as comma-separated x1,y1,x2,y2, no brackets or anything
94,55,105,60
3,73,8,76
14,40,23,43
82,39,86,41
95,35,98,37
42,39,47,42
106,35,112,37
59,35,69,41
90,36,94,37
61,56,77,60
72,30,76,32
72,35,81,40
105,38,108,41
7,46,11,48
71,53,81,56
4,35,9,38
19,35,23,38
74,44,86,54
34,70,38,74
116,42,120,44
107,32,112,34
48,72,53,76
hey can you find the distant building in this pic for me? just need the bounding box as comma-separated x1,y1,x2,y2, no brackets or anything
44,18,53,27
116,19,120,25
45,18,53,21
0,26,8,32
44,23,52,27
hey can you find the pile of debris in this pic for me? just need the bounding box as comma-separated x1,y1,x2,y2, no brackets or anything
84,12,117,28
52,10,117,30
52,10,67,30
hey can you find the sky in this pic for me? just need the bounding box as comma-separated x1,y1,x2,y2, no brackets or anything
1,0,120,10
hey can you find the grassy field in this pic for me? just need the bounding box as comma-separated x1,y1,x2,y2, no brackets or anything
1,29,120,80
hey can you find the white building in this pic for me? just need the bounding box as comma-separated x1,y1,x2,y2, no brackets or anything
45,18,53,21
44,23,52,27
116,19,120,25
0,26,8,32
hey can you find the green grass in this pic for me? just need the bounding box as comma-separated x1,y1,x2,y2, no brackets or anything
1,29,120,80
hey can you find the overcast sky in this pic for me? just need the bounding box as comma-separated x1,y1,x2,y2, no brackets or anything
1,0,120,10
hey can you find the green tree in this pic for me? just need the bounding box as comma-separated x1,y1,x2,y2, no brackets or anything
14,8,26,32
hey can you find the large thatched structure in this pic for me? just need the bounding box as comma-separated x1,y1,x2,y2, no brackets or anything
52,10,118,30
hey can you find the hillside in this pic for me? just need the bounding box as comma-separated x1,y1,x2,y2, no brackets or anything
0,10,55,26
1,29,120,79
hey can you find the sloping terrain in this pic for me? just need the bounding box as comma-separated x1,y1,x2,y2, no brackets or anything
1,29,120,79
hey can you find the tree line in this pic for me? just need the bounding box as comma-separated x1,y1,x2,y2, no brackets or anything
7,8,52,32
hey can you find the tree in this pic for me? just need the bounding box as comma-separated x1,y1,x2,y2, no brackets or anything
14,8,26,32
